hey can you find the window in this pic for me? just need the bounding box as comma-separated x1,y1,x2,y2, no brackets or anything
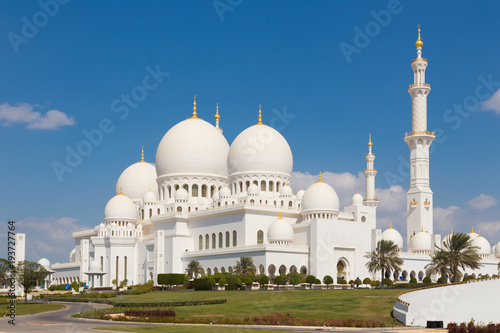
149,209,152,218
225,231,230,247
192,184,198,197
240,182,243,193
261,180,266,191
205,234,209,249
177,206,182,212
183,184,188,192
232,230,237,247
199,235,203,250
269,181,274,192
218,232,223,248
257,230,264,244
245,181,250,191
201,185,207,197
211,186,215,198
212,233,216,249
157,208,160,215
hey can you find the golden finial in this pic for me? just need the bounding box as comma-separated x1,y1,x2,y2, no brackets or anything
478,230,481,237
215,103,220,120
192,95,198,118
450,227,453,234
279,211,282,219
368,133,373,148
140,146,144,162
421,225,424,232
389,222,392,229
119,187,123,195
257,104,262,125
316,172,324,183
471,226,474,233
415,24,423,48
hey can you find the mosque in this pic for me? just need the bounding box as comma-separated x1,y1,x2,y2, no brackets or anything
41,28,500,288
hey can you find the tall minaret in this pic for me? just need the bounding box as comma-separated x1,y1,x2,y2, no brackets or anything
405,25,434,244
364,133,379,208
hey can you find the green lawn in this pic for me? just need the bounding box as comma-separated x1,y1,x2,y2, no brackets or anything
101,289,400,325
94,326,295,333
0,302,65,315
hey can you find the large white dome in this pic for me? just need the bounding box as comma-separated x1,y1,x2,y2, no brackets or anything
104,193,137,221
228,124,293,177
495,241,500,258
38,258,51,269
410,230,432,252
471,235,491,255
156,118,229,179
381,225,403,251
116,160,158,200
267,216,294,243
301,179,339,213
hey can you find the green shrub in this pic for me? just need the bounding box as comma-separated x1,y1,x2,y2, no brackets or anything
383,278,393,287
122,281,153,295
258,275,269,285
370,280,380,287
274,275,284,285
305,275,316,286
362,277,371,285
323,275,333,286
437,277,448,284
348,280,354,284
409,277,417,284
218,277,227,285
423,276,432,284
288,273,300,286
193,277,210,290
354,278,362,286
158,273,186,286
243,276,253,285
207,277,216,286
225,276,242,290
314,279,321,284
338,278,347,285
49,284,67,291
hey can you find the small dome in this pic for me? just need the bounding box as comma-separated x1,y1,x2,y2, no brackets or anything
471,235,491,256
411,230,432,252
267,216,294,243
296,189,305,200
219,186,231,197
382,225,403,251
175,188,189,201
228,124,293,178
442,231,453,248
38,258,51,269
468,228,478,240
111,222,117,227
137,224,143,230
99,222,105,228
104,193,137,221
495,241,500,258
301,181,339,213
116,160,158,201
89,260,101,271
143,189,157,203
352,192,364,205
248,184,259,195
280,185,293,197
156,118,230,180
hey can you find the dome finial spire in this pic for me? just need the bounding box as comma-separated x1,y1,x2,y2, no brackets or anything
415,24,423,49
119,186,123,195
279,211,282,219
192,95,198,118
389,221,392,229
316,172,324,183
141,146,144,162
257,104,262,125
472,226,474,233
215,102,220,128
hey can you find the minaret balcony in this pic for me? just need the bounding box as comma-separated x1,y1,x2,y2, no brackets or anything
404,131,435,137
408,83,430,89
411,58,427,63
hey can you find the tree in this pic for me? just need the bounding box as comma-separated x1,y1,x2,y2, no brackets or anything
234,257,256,276
258,275,269,285
185,260,204,278
323,275,333,287
425,250,451,282
0,258,11,288
435,232,481,283
305,275,316,288
289,273,300,286
112,279,118,289
274,275,284,285
119,279,128,288
15,261,50,304
365,240,403,288
362,277,371,285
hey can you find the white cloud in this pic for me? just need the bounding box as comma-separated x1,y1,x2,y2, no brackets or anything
481,88,500,114
433,206,462,234
14,217,89,263
0,102,75,130
466,194,497,210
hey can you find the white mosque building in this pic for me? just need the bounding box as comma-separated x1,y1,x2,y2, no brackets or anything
43,29,500,288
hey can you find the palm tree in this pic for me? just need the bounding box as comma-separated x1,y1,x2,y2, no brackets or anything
425,250,451,282
234,256,256,276
365,240,403,288
437,232,481,283
185,260,204,278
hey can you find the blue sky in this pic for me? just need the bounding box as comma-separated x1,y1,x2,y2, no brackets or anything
1,1,499,262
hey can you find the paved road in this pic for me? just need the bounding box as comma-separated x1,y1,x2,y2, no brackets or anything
0,302,433,333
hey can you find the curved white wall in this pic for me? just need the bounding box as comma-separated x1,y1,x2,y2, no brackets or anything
394,278,500,326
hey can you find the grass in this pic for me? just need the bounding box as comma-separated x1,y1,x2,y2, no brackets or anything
94,326,295,333
0,302,65,315
84,289,400,325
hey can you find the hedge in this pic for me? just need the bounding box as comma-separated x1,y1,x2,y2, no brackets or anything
158,273,185,286
124,310,176,318
193,276,241,290
45,297,227,307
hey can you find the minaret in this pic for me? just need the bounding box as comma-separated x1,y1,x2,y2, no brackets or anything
364,133,379,208
215,103,222,133
405,25,435,244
